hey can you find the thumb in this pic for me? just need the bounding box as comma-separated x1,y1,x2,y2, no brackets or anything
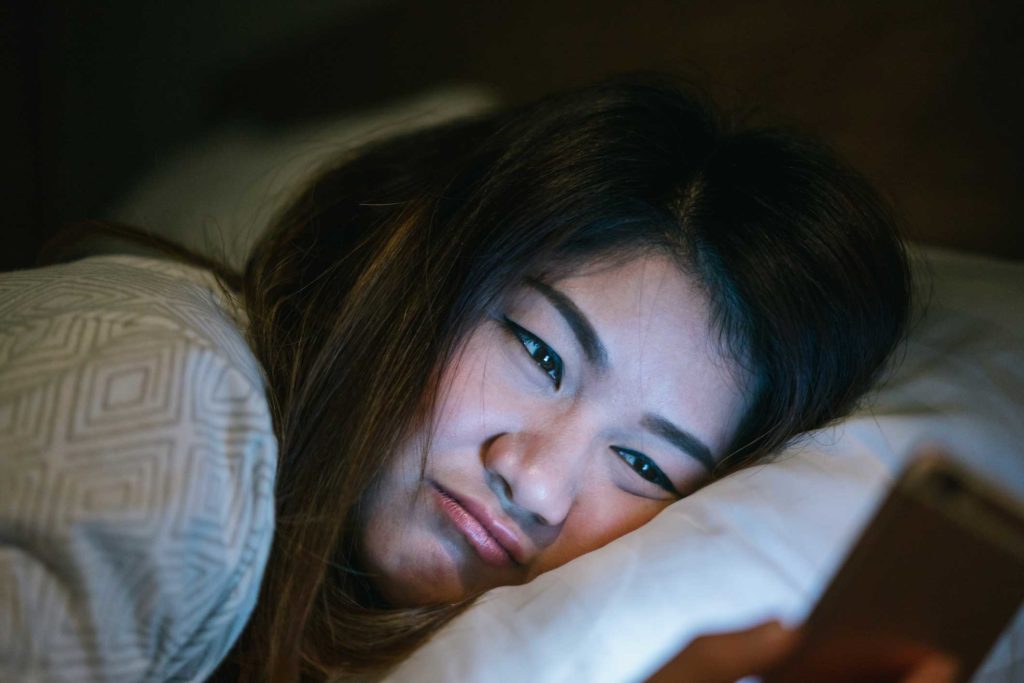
902,653,959,683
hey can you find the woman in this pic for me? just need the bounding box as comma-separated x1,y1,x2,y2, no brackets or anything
21,76,924,681
220,76,915,680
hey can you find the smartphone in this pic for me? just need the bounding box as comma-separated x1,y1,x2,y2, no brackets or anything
762,450,1024,683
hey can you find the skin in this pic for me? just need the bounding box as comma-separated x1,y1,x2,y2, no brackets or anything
359,254,749,606
356,253,960,681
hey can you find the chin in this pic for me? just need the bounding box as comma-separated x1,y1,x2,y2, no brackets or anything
371,562,471,608
358,536,468,607
358,481,523,606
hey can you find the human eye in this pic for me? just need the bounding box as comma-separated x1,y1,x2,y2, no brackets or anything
611,446,681,497
502,317,564,389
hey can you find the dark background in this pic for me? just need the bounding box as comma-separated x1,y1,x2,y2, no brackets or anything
3,0,1022,272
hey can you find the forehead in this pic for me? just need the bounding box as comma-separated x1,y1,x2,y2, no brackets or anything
550,255,714,360
562,254,699,320
539,255,747,454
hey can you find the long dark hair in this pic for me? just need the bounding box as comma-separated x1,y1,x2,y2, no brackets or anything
45,76,912,681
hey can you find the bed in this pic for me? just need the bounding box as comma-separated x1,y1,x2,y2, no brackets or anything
5,87,1021,682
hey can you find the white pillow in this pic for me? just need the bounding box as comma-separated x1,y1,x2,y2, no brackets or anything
383,247,1024,683
110,86,496,268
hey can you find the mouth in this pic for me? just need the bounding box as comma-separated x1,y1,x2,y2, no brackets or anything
431,484,523,568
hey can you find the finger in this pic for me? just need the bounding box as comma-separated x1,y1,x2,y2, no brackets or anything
646,620,800,683
901,653,960,683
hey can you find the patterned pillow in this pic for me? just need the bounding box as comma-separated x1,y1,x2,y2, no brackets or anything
0,256,276,682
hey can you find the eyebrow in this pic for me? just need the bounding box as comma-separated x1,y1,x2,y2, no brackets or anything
525,278,610,370
524,278,716,473
642,414,716,472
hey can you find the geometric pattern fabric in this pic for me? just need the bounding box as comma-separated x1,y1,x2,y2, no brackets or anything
0,256,276,682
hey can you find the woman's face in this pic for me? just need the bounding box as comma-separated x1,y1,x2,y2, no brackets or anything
359,255,748,606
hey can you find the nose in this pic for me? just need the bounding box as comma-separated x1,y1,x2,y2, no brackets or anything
483,420,592,528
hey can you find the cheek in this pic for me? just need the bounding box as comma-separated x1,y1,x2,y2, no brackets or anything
432,370,487,439
431,327,517,442
533,492,670,575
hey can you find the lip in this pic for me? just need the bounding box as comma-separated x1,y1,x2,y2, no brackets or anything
432,484,527,567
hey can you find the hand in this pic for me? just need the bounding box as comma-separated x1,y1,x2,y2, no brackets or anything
644,621,797,683
898,654,959,683
644,621,959,683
